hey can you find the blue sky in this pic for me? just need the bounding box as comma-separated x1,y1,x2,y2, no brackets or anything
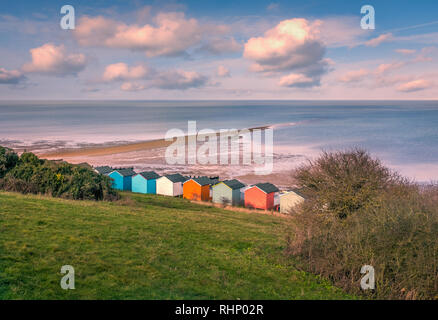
0,0,437,99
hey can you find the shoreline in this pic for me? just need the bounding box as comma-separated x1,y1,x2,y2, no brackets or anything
38,125,271,159
31,124,300,188
39,138,174,158
6,125,436,185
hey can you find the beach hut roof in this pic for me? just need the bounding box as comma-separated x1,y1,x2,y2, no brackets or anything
138,171,160,180
290,188,306,199
254,182,279,194
94,166,114,175
190,176,218,186
112,168,136,177
165,173,187,183
217,179,246,190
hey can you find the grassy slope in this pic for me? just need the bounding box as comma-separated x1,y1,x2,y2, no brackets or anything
0,191,352,300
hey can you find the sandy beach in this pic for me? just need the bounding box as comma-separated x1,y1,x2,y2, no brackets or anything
35,126,301,189
38,125,271,159
39,137,174,158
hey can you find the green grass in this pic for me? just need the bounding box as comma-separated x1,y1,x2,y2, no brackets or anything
0,191,353,299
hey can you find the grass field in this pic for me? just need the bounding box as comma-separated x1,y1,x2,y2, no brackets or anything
0,191,353,299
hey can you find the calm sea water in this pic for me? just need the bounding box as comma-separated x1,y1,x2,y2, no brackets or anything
1,100,437,181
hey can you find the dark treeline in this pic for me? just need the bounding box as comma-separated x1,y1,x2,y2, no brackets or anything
0,146,118,201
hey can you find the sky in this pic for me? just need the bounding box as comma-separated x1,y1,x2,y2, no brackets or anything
0,0,437,100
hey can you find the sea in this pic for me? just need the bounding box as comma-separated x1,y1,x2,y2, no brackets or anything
1,100,437,182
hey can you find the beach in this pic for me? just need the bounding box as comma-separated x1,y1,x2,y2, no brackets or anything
35,126,300,188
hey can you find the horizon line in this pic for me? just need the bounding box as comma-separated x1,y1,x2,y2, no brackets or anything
1,99,438,102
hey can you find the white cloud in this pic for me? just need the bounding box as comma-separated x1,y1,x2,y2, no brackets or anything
243,18,328,87
412,47,437,62
102,63,151,82
120,82,146,92
74,12,235,58
100,63,209,90
397,79,433,92
244,19,325,72
374,75,413,88
152,70,208,90
197,37,242,55
0,68,25,84
338,69,370,83
365,33,393,47
375,62,405,75
216,65,231,77
395,49,416,55
319,17,368,48
339,60,410,84
75,13,201,57
278,73,319,88
22,43,87,76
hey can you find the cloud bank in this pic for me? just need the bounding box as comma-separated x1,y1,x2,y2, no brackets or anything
22,43,87,76
101,62,209,91
102,63,151,82
75,13,201,57
0,68,25,84
74,12,238,58
397,79,433,92
243,18,328,88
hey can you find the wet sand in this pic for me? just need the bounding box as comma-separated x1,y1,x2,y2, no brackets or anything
39,138,174,158
34,125,301,189
38,125,270,159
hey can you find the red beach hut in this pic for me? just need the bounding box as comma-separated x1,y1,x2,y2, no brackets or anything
244,183,279,210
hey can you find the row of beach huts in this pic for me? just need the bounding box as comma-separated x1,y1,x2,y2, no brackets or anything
94,166,305,213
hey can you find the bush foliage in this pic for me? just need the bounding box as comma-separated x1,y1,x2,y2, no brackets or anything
0,146,118,201
287,149,438,299
294,148,404,219
0,146,19,178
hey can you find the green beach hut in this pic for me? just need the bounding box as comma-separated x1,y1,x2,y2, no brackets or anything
212,179,246,206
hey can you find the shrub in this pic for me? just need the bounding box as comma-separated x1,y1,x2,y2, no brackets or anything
0,146,19,178
0,177,39,194
0,147,118,201
294,148,403,219
287,149,438,299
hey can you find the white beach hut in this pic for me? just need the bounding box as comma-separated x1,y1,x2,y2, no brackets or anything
156,173,187,196
279,189,306,213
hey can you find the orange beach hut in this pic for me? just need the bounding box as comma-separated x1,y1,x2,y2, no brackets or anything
183,177,217,201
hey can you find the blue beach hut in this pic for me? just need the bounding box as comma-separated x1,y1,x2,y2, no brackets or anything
108,168,136,191
132,171,161,194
